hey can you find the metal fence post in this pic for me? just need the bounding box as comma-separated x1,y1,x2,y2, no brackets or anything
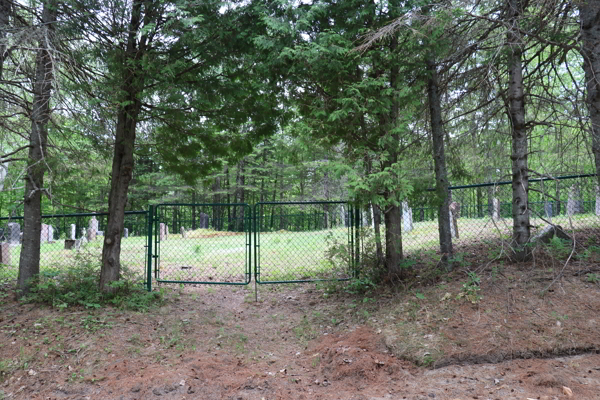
146,204,153,292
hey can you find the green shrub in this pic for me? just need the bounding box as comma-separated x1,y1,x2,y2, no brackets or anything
23,250,162,311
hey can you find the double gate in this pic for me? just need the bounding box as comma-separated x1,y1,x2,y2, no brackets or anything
147,201,359,290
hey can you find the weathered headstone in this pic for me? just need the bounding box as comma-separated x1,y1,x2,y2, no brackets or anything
402,201,413,232
596,186,600,217
40,223,50,243
7,222,20,245
199,213,209,229
64,239,75,250
97,231,103,236
81,227,86,239
87,216,98,241
123,228,129,239
159,223,166,241
492,198,500,221
48,225,54,243
449,210,455,238
0,243,10,264
544,202,553,219
70,224,76,240
75,236,88,251
567,185,584,216
181,226,187,239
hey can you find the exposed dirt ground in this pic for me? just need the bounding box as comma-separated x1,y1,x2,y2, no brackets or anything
0,255,599,400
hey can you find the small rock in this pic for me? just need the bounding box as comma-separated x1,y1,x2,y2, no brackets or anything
179,380,185,386
28,370,37,376
562,386,573,397
131,385,141,393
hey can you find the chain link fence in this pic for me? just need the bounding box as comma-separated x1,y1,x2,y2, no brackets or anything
152,204,252,285
374,174,600,260
0,211,148,285
254,201,354,283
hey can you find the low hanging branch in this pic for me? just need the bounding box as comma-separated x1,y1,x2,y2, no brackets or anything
0,145,32,160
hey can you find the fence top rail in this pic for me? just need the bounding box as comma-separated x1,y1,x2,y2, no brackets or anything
427,173,599,191
256,201,348,206
0,210,148,221
156,203,251,207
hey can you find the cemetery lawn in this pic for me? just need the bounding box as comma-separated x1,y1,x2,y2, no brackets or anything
0,245,598,400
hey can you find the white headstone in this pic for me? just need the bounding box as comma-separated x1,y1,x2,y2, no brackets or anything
40,223,50,243
70,224,76,240
160,223,166,241
402,201,413,232
87,216,98,241
48,225,54,242
449,210,456,238
181,226,186,239
7,222,20,246
123,228,128,238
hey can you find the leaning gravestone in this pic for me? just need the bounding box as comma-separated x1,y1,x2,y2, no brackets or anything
199,213,209,229
402,201,413,232
181,226,187,239
7,222,20,246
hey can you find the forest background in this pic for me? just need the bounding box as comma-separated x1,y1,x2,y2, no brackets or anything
0,0,599,295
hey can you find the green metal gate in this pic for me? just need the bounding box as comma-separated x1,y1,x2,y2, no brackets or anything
151,203,252,285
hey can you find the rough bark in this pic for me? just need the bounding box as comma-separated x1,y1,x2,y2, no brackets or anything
100,0,147,292
17,0,56,297
384,205,403,278
372,203,384,266
427,55,453,268
0,0,11,81
507,0,530,261
580,0,600,188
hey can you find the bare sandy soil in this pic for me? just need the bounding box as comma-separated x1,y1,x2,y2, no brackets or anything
0,255,599,400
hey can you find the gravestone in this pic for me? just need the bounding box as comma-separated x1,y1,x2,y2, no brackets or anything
64,239,75,250
199,213,209,229
544,202,553,219
449,210,455,238
97,231,103,236
402,201,413,232
70,224,76,240
0,243,10,264
340,206,345,227
74,236,87,251
81,227,86,239
87,217,98,241
596,186,600,217
7,223,20,245
160,223,166,241
123,228,129,239
492,198,500,221
181,226,187,239
48,225,54,243
40,224,50,243
567,185,584,215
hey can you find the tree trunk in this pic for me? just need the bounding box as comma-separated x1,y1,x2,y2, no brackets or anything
426,54,453,268
17,0,56,298
507,0,530,261
373,203,383,266
384,205,403,278
580,1,600,189
0,0,11,81
100,0,146,292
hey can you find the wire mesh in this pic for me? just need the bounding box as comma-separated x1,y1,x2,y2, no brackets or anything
368,174,600,260
153,204,251,285
0,211,149,285
254,201,353,283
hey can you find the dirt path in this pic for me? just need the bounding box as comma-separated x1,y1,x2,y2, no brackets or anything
0,261,599,400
